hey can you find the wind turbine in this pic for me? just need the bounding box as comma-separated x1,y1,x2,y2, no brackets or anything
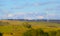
46,9,49,22
47,12,49,22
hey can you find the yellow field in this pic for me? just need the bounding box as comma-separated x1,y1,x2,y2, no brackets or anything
0,20,60,36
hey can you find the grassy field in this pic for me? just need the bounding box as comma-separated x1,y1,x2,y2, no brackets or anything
0,20,60,36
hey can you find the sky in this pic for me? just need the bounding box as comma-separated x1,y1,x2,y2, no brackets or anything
0,0,60,20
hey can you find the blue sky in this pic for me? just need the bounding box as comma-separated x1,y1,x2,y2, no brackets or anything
0,0,60,20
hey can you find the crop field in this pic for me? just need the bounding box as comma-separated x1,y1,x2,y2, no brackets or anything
0,20,60,36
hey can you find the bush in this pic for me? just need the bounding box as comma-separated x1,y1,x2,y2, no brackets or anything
36,28,44,36
23,30,32,36
0,33,3,36
23,22,31,28
0,21,9,26
43,32,49,36
23,28,49,36
56,30,60,36
49,31,57,36
36,28,49,36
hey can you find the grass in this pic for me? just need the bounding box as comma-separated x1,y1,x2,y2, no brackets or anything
0,20,60,36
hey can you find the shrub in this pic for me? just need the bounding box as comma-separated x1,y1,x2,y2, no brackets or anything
36,28,49,36
0,21,9,26
49,31,57,36
23,28,37,36
36,28,44,36
23,30,32,36
23,28,49,36
0,33,3,36
56,30,60,36
43,32,49,36
23,22,31,28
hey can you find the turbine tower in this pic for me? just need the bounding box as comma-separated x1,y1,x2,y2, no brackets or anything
47,11,49,22
46,9,49,22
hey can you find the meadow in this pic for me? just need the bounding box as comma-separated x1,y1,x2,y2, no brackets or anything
0,20,60,36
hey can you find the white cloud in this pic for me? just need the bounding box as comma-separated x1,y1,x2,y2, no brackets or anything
16,12,26,15
7,14,14,17
37,16,44,19
5,12,45,19
48,13,56,17
7,12,26,17
24,17,33,20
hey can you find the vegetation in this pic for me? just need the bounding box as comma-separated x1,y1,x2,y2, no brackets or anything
0,20,60,36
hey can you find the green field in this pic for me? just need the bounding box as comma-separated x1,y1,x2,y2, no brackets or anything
0,20,60,36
